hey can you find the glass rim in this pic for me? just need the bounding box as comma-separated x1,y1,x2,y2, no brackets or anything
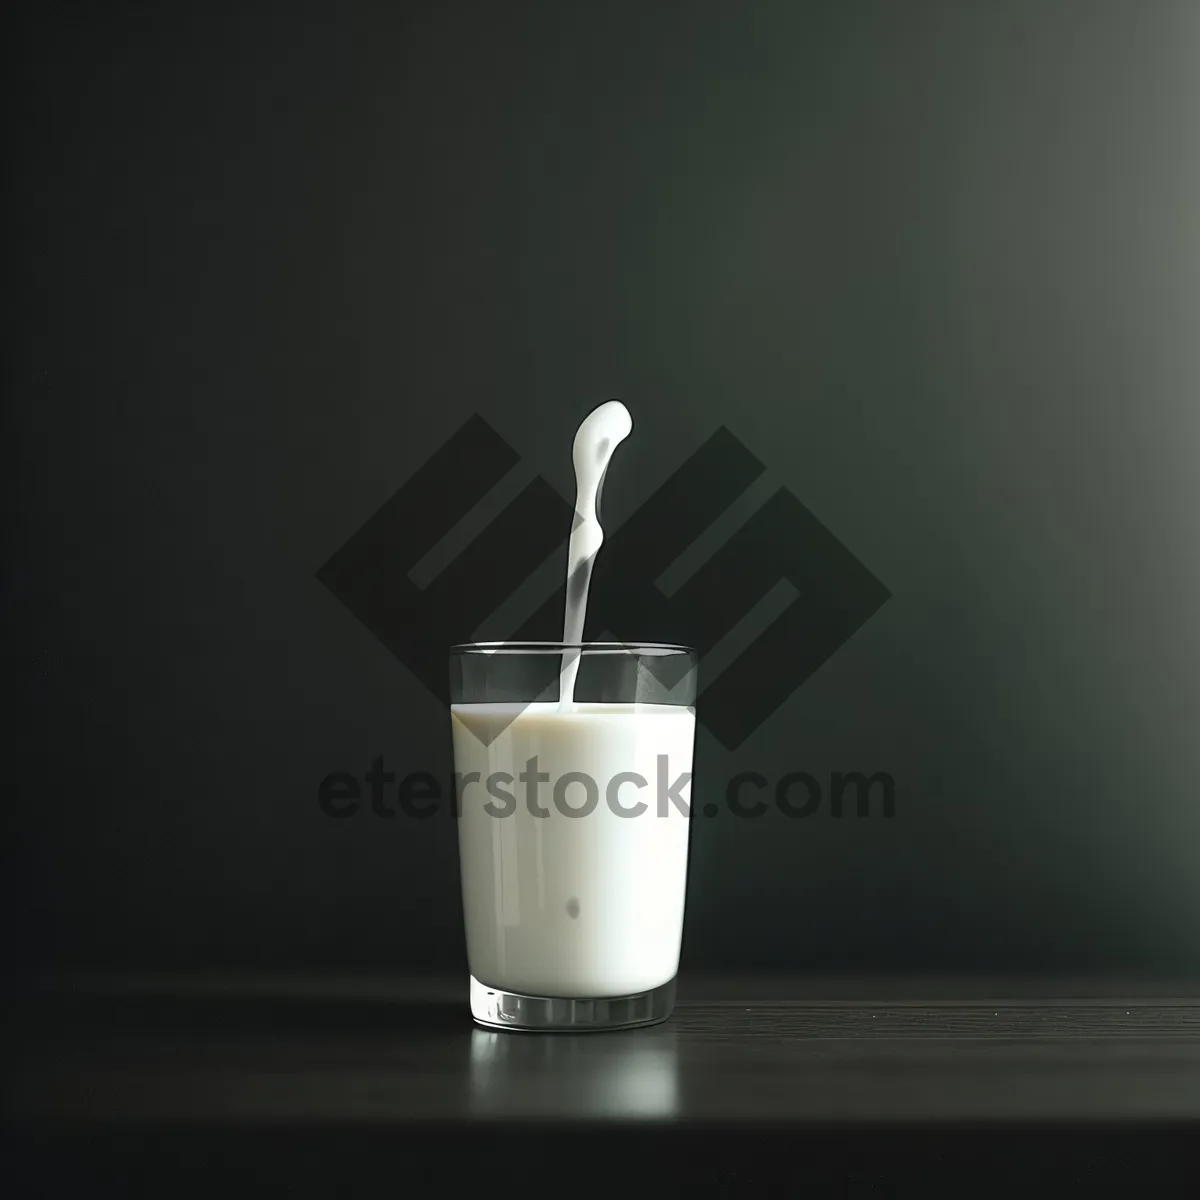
449,640,695,656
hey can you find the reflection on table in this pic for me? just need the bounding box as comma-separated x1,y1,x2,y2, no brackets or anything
468,1025,679,1119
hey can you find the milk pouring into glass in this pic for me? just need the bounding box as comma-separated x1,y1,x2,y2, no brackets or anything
450,402,697,1030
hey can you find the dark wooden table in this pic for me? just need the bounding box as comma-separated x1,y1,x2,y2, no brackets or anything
5,973,1200,1191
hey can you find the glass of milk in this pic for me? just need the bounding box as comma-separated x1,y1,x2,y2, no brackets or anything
450,641,697,1031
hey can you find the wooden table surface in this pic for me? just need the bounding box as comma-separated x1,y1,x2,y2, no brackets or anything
5,973,1200,1190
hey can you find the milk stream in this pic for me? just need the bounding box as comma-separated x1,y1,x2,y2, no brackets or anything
558,400,632,708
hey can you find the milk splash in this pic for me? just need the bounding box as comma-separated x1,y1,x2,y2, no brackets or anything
559,400,633,708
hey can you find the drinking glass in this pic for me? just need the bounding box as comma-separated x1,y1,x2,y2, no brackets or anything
449,642,698,1031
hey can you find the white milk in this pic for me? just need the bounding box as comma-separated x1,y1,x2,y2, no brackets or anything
453,400,695,1000
453,702,694,997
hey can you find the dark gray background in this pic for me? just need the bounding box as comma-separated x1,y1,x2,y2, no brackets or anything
7,0,1200,976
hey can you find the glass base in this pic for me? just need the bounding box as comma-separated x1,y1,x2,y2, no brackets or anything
469,974,676,1032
